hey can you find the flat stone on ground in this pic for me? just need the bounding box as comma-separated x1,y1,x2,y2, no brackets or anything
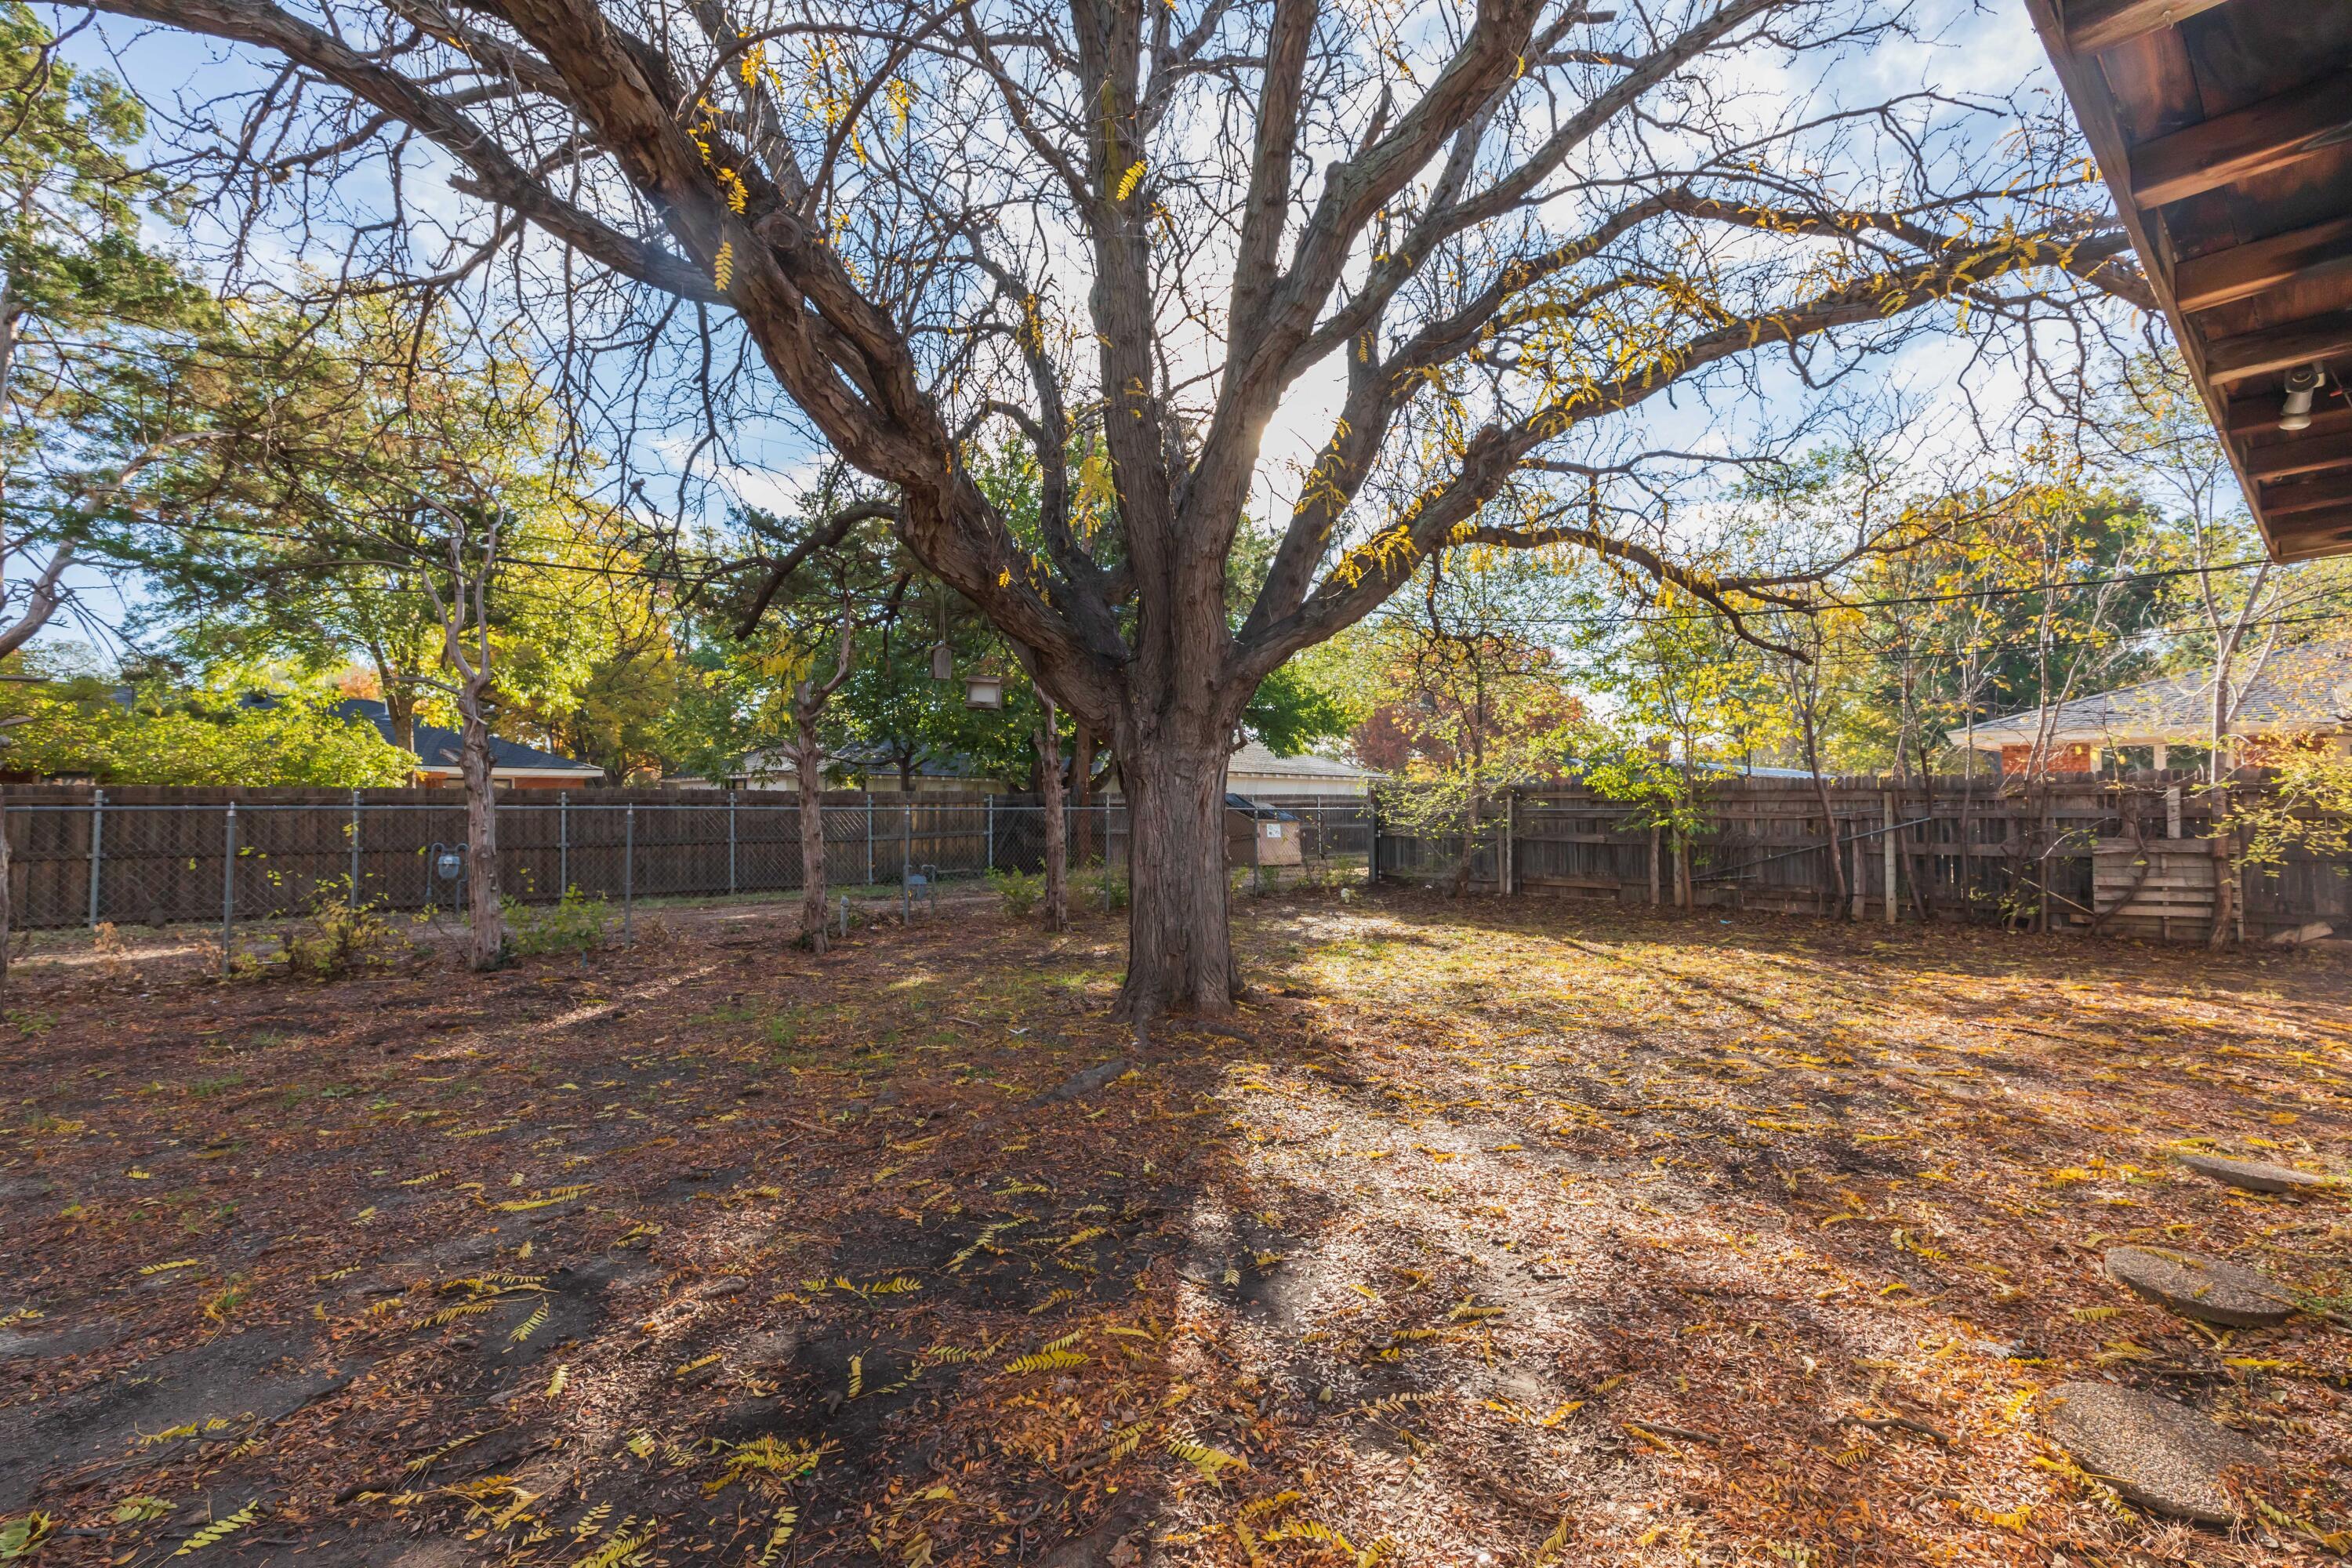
2043,1381,2266,1523
2104,1246,2293,1327
2180,1153,2336,1196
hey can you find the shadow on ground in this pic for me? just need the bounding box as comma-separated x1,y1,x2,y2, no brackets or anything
0,887,2347,1565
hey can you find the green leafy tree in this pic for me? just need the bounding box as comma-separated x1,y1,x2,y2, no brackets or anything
0,677,412,786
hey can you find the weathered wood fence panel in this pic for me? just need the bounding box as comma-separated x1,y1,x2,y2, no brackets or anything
1372,774,2349,942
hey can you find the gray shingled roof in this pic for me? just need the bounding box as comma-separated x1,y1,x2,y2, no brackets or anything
1951,642,2352,747
331,699,602,776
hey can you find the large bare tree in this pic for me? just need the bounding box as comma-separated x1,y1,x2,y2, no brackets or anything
99,0,2148,1016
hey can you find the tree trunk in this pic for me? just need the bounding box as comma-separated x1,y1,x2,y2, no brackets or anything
384,688,419,756
2208,786,2234,950
1037,694,1067,932
795,720,830,953
457,681,506,970
0,782,12,993
1112,722,1236,1020
1807,789,1847,917
1072,727,1095,868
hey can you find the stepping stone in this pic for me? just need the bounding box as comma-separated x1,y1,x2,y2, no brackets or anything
2103,1246,2293,1328
2180,1154,2336,1196
2042,1381,2264,1523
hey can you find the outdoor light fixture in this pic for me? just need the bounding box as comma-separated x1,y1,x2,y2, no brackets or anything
2280,363,2325,432
964,673,1004,710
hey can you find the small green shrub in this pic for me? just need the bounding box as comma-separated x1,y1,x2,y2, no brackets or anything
505,886,611,957
986,868,1044,918
1073,866,1129,911
281,880,401,979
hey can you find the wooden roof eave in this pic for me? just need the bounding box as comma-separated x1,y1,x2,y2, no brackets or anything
2024,0,2352,562
2020,0,2280,554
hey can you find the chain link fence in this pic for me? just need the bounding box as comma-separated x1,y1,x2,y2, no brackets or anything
0,786,1376,938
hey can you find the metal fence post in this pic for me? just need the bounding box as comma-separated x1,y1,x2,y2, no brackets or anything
86,789,103,927
348,789,361,905
728,789,739,895
865,793,875,887
221,803,237,973
985,796,994,871
622,803,634,942
558,791,569,895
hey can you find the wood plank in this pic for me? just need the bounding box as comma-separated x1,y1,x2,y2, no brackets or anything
2229,389,2352,436
2175,213,2352,312
2131,74,2352,208
2259,468,2352,514
2204,310,2352,384
2267,504,2352,555
2065,0,2235,54
2245,427,2352,479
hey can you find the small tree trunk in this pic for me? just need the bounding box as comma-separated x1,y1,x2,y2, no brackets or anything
1072,727,1095,867
457,678,506,970
1452,772,1482,898
0,782,12,993
385,688,419,756
1037,694,1067,932
1113,720,1236,1020
795,717,830,953
2208,786,2234,950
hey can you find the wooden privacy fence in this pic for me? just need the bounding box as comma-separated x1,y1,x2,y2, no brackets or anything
0,788,1140,931
1370,774,2352,943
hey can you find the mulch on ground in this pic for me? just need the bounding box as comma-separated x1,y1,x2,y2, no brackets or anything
1,891,2347,1566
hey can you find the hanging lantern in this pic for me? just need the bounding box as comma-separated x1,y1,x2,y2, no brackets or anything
964,673,1004,710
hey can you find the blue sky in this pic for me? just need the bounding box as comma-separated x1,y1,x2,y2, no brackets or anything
42,0,2150,667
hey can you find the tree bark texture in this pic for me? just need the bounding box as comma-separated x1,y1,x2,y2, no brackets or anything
1037,694,1067,933
1114,720,1234,1019
457,677,506,970
795,721,830,952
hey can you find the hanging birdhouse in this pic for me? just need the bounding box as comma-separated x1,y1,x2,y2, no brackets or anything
928,592,953,680
963,673,1004,710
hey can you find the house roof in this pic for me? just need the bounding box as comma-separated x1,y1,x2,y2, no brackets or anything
2023,2,2352,561
1226,741,1380,782
1949,642,2352,748
331,699,602,778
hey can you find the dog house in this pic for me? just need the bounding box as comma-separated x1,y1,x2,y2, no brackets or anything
1225,793,1304,869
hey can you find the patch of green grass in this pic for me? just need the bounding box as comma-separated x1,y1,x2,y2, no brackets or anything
188,1074,247,1099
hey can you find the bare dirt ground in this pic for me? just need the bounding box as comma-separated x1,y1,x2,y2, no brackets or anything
1,889,2347,1567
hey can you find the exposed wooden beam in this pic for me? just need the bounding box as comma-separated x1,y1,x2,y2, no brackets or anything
2259,469,2352,514
2205,311,2352,386
2227,391,2352,437
2268,505,2352,560
2175,215,2352,312
2130,74,2352,208
2245,429,2352,480
2065,0,2235,54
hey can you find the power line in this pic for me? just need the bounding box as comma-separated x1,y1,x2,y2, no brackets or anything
122,517,2308,626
